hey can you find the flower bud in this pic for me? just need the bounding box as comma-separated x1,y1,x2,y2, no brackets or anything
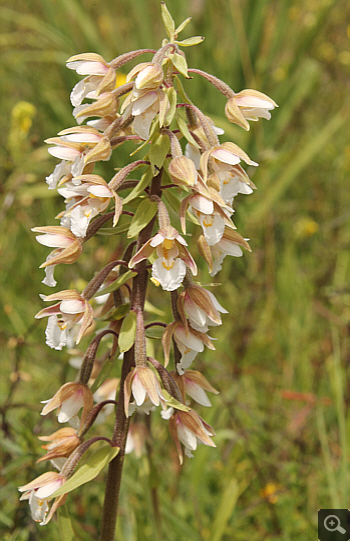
168,156,198,187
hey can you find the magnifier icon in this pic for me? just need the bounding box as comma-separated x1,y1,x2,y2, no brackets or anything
324,514,346,534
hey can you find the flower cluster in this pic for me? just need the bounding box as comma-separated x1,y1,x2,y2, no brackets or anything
20,4,276,529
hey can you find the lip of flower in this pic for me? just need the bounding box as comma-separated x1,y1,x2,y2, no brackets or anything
129,226,197,289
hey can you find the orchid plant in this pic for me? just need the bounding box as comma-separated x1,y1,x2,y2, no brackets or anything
19,4,277,539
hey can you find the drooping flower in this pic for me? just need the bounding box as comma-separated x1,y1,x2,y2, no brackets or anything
172,370,219,407
178,285,228,333
33,226,83,286
45,126,111,179
66,53,117,107
41,381,94,427
129,225,197,292
162,321,215,374
35,290,94,350
225,89,277,131
37,427,82,463
19,471,67,525
167,409,216,463
124,365,165,417
57,174,122,237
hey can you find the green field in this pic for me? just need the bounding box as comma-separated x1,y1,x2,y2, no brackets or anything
1,0,349,539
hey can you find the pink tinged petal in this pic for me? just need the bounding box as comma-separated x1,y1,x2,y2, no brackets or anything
87,185,113,198
205,289,228,314
129,239,155,268
132,376,147,406
36,479,63,499
175,327,204,352
29,491,49,523
185,381,212,407
36,234,72,248
235,96,275,109
177,422,198,451
87,118,111,130
60,299,85,314
64,133,102,143
177,245,197,276
211,149,241,166
48,147,81,161
150,232,166,247
218,238,243,257
131,91,158,115
185,298,208,329
152,258,186,292
57,393,84,423
190,195,214,215
66,60,108,75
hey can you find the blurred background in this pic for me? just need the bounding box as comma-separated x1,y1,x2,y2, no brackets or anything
1,0,349,539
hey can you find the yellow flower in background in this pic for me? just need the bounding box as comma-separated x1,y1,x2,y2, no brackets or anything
11,101,36,135
295,217,319,238
260,482,281,504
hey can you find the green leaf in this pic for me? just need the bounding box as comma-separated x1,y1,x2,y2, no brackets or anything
53,446,120,497
127,198,158,238
161,2,175,40
162,389,191,411
164,86,177,126
175,36,205,47
57,506,75,541
90,356,117,394
95,223,130,236
175,17,192,36
210,478,240,541
169,52,188,77
104,302,130,321
93,270,137,297
174,75,192,104
122,168,152,205
144,299,166,316
93,271,136,298
145,326,164,340
118,310,137,353
176,112,200,148
148,133,170,175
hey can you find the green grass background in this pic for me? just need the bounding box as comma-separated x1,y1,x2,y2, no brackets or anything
1,0,349,539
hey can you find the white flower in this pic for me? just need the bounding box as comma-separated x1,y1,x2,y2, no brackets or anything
129,225,197,292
